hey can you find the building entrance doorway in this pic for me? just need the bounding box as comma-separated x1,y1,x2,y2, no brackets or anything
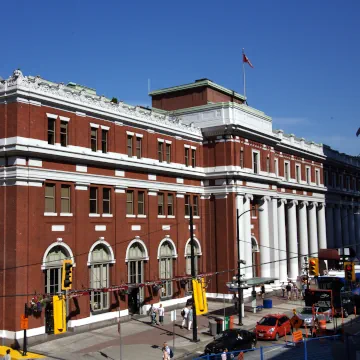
128,287,140,314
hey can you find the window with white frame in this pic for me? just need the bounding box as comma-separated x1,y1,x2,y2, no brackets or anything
315,169,320,186
266,156,270,173
185,240,200,292
44,246,69,294
284,162,290,181
306,167,311,185
159,241,175,298
274,158,279,177
90,245,110,312
295,164,301,183
252,151,260,174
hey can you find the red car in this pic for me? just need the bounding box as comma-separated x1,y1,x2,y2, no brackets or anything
254,314,291,341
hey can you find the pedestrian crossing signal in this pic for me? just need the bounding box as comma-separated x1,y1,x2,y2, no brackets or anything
309,258,319,277
344,262,355,282
62,259,73,290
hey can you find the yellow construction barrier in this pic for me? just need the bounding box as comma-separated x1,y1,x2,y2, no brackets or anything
53,295,66,335
192,278,208,315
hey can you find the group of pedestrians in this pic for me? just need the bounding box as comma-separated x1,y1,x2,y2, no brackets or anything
149,303,165,326
281,281,305,300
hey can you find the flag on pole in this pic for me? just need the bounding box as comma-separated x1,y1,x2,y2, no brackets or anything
243,52,254,68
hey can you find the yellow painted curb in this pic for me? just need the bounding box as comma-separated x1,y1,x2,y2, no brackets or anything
0,346,45,359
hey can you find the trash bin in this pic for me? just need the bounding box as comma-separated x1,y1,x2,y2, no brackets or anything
209,320,217,336
263,299,272,309
224,316,229,330
215,318,223,334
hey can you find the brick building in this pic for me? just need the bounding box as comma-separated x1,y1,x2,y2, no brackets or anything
0,70,359,342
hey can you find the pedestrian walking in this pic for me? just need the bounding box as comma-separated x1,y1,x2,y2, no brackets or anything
188,306,193,330
162,348,170,360
221,348,228,360
181,305,189,329
281,282,286,298
233,293,238,310
162,342,173,359
149,304,159,325
286,283,292,300
293,285,299,300
158,304,165,325
3,349,11,360
261,284,265,299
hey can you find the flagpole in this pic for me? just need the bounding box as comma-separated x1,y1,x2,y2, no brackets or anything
242,48,246,99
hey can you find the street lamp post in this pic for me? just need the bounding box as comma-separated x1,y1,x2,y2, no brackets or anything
236,207,262,326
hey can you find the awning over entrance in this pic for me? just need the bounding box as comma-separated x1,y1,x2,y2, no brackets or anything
246,277,278,286
318,249,340,261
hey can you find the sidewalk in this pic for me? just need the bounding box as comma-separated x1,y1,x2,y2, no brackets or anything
27,296,355,360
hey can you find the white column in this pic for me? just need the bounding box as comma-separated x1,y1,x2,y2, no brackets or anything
243,194,253,279
355,208,360,258
287,199,298,280
269,197,279,280
342,206,349,247
348,207,355,249
259,196,271,278
236,194,245,276
298,201,309,266
334,205,343,248
317,203,327,250
278,199,287,283
326,205,335,249
308,202,319,258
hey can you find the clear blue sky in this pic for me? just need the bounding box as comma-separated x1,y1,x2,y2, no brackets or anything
1,0,359,155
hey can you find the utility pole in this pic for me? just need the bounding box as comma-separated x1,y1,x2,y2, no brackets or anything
22,303,28,356
189,205,198,342
236,209,243,326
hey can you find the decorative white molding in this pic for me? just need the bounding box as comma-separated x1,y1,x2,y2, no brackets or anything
46,113,58,119
76,111,86,117
60,213,73,217
95,225,106,231
89,213,100,217
28,158,42,167
8,157,26,166
131,225,141,231
52,225,65,232
44,212,58,216
41,241,75,270
75,183,89,190
101,125,110,130
184,237,202,256
148,174,157,181
115,170,125,177
176,178,184,184
76,165,87,172
157,237,178,258
87,239,116,266
59,116,70,122
125,239,149,262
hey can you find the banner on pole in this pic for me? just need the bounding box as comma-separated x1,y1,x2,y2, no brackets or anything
171,310,176,322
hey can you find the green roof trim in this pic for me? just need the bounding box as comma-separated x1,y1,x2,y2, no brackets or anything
149,79,246,101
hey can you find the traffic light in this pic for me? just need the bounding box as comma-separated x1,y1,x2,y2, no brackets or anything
344,262,355,282
62,259,73,290
309,258,319,277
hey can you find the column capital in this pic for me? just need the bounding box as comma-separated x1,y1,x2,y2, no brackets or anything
299,201,309,208
309,201,318,209
245,194,253,201
288,199,298,206
260,196,271,204
278,198,287,205
317,202,326,209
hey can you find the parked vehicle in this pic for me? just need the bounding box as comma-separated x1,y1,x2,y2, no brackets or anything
204,329,257,355
254,314,291,341
295,306,332,326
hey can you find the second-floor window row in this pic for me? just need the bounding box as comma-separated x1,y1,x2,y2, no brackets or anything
45,183,71,213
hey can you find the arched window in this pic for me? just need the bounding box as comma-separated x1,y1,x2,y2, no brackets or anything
44,245,70,294
90,244,111,312
159,241,176,298
185,239,201,292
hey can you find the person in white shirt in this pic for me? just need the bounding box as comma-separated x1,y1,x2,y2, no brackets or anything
221,348,228,360
3,349,11,360
158,304,165,325
181,306,189,329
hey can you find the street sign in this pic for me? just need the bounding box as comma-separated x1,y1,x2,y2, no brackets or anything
171,310,176,322
20,314,28,330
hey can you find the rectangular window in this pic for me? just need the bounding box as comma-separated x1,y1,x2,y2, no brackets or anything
60,121,68,147
167,194,174,216
339,175,344,189
315,170,320,186
158,193,164,215
160,258,172,297
284,162,290,181
193,196,199,216
136,137,142,159
324,171,329,187
306,167,310,184
274,158,279,177
185,148,190,167
45,184,55,213
101,130,108,153
353,178,356,192
138,191,145,215
165,143,171,163
60,185,71,213
126,191,134,215
91,264,109,311
346,176,350,190
127,135,133,157
185,195,191,216
266,156,270,173
103,188,111,214
191,149,196,167
253,152,259,174
158,142,163,162
332,173,336,188
48,118,55,145
240,149,244,168
89,187,98,214
91,128,97,152
296,165,301,183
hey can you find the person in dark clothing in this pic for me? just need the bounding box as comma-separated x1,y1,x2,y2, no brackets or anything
261,284,265,299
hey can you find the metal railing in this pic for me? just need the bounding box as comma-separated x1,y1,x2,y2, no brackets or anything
193,335,341,360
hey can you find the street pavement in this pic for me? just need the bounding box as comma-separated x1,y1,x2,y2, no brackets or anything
27,295,358,360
